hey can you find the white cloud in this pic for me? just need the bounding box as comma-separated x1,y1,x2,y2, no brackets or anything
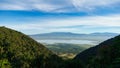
33,3,63,12
26,14,120,28
72,0,120,11
0,3,27,10
0,0,120,12
2,14,120,34
0,0,73,12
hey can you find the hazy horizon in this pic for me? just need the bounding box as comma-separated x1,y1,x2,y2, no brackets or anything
28,31,119,35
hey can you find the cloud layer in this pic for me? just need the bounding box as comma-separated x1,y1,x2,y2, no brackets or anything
2,14,120,34
0,0,120,13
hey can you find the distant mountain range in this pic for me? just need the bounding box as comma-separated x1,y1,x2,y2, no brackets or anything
30,32,119,37
30,32,84,36
89,32,119,36
30,32,119,41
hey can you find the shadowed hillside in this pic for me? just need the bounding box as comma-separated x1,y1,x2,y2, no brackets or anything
74,35,120,68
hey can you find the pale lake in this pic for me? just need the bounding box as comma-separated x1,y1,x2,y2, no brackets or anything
36,39,98,45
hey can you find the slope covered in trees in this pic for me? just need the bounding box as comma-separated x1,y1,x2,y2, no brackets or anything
0,27,62,68
74,35,120,68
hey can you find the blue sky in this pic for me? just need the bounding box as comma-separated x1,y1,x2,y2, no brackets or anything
0,0,120,34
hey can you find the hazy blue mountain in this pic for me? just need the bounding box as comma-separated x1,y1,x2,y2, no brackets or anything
30,32,118,37
30,32,84,37
30,32,119,42
90,32,119,36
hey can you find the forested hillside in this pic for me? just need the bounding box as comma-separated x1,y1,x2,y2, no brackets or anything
0,27,62,68
75,35,120,68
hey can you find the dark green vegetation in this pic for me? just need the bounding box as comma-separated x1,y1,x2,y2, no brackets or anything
75,35,120,68
0,27,62,68
45,43,92,59
1,26,120,68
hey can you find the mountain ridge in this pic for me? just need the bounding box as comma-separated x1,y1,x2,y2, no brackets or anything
30,32,119,36
30,32,119,42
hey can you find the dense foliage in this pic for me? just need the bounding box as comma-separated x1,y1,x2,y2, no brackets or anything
87,35,120,68
0,27,62,68
75,35,120,68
